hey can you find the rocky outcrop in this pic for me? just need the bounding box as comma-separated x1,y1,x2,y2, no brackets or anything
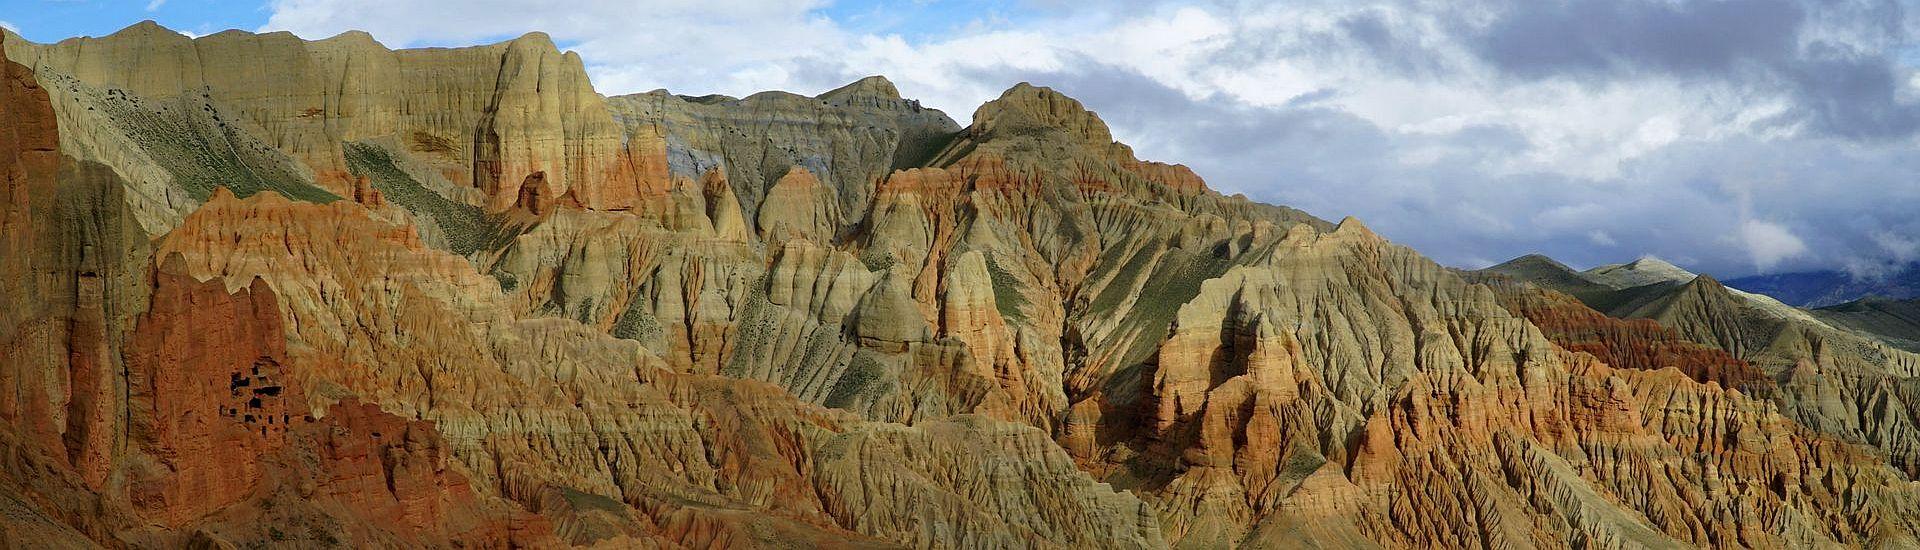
146,186,1164,547
1487,253,1920,486
124,259,549,546
10,21,1920,550
1113,228,1920,548
5,22,625,217
604,74,958,235
123,258,290,526
1469,273,1770,391
0,30,67,460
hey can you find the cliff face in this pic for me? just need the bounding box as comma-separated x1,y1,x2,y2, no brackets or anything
4,22,622,222
1484,254,1920,485
6,23,1920,549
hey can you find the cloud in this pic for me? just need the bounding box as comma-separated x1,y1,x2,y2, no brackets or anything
263,0,846,98
1740,220,1810,270
1845,229,1920,280
146,0,166,12
1872,230,1920,263
1464,0,1920,140
1469,0,1804,79
256,0,1920,277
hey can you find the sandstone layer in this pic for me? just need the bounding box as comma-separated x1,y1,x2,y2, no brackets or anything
6,23,1920,550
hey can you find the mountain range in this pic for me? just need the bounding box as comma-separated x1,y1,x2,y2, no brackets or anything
1723,266,1920,308
5,22,1920,548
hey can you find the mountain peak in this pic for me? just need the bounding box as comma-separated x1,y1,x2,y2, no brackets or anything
318,29,384,48
1626,256,1686,272
818,75,901,103
1333,215,1378,239
506,31,558,50
1493,253,1576,273
1476,253,1618,298
1586,255,1696,290
970,82,1116,147
126,20,168,32
109,20,187,40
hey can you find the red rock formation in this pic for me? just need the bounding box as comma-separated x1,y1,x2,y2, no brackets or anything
0,30,65,468
511,171,585,214
1477,276,1772,392
13,23,1920,550
351,175,385,206
121,256,552,545
124,257,291,525
307,399,534,544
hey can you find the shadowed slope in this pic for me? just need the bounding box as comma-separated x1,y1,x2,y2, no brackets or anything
7,22,1920,550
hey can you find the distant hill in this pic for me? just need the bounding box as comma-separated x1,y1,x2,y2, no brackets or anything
12,20,1920,550
1815,298,1920,352
1724,266,1920,308
1475,254,1826,326
1584,257,1697,290
1478,254,1614,300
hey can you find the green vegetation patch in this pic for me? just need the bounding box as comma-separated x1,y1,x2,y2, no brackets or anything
824,351,891,409
720,275,780,377
610,295,665,345
554,486,629,514
343,142,518,256
1114,247,1232,368
984,254,1030,322
101,90,338,203
1089,244,1159,316
858,249,897,273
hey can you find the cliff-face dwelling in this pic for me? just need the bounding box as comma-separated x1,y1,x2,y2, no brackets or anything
4,22,1920,549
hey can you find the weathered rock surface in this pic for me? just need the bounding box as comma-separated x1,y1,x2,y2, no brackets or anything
9,21,1920,550
1487,253,1920,493
4,21,623,217
1815,297,1920,353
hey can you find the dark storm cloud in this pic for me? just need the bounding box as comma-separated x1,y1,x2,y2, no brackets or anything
261,0,1920,278
1470,0,1805,78
902,51,1920,277
1337,9,1444,76
1467,0,1920,139
766,0,1920,278
1782,51,1920,138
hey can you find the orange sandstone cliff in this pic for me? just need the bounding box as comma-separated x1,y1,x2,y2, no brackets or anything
4,23,1920,549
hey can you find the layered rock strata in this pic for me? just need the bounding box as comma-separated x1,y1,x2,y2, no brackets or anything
6,23,1920,549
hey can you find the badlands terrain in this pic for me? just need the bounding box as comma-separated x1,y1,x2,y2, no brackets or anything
5,22,1920,549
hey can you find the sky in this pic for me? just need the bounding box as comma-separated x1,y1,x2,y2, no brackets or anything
5,0,1920,279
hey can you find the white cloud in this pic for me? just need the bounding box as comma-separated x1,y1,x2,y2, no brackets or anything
1532,203,1607,231
263,0,844,100
1871,230,1920,263
1740,220,1809,271
253,1,1907,170
1847,229,1920,279
255,0,1920,277
146,0,166,12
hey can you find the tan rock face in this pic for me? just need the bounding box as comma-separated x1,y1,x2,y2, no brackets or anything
6,24,627,213
77,248,551,547
604,74,959,236
9,22,1920,550
1470,273,1771,391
